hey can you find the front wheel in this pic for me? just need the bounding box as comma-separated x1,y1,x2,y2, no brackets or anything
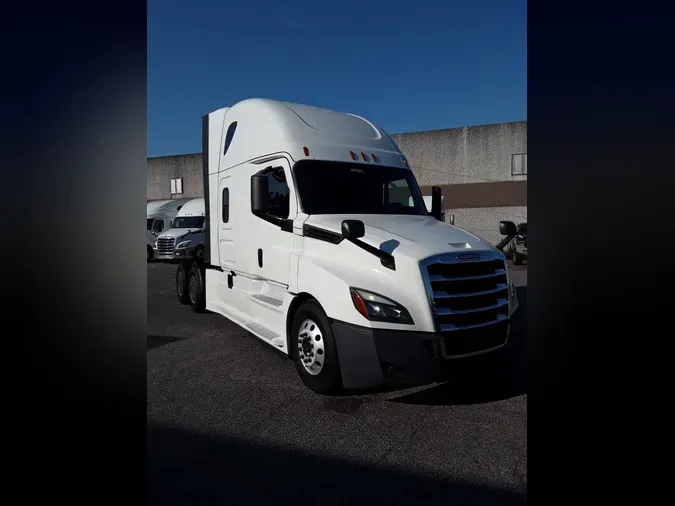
194,246,204,262
290,300,342,395
513,252,524,265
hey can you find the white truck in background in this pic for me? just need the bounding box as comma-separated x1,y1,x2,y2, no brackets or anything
155,198,206,262
176,98,519,394
147,199,189,260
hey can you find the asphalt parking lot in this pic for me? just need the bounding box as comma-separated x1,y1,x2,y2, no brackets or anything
148,261,527,505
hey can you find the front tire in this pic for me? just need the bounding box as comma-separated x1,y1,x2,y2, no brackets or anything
176,262,190,305
290,300,342,395
513,251,524,265
188,263,206,313
194,246,205,263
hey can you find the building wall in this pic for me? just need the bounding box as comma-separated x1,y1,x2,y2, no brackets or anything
147,121,526,245
147,153,202,201
391,121,527,245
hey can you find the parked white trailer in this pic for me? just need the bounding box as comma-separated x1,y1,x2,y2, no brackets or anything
177,98,519,394
147,199,189,260
155,198,206,262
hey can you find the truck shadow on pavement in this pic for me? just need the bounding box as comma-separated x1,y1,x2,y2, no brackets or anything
147,334,187,350
389,286,527,406
147,423,527,505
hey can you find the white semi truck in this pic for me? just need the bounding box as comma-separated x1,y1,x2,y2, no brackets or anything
147,199,189,260
176,98,519,394
155,198,206,262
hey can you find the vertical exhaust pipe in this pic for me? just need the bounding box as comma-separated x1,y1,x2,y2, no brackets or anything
431,186,443,222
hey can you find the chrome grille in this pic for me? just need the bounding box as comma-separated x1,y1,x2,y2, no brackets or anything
421,252,509,333
157,237,175,255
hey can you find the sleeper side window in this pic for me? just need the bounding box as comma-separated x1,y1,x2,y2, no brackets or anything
222,188,229,223
223,122,237,155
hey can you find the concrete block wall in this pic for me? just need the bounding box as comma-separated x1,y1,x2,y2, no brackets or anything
391,121,527,243
444,207,527,246
147,153,203,201
390,121,527,185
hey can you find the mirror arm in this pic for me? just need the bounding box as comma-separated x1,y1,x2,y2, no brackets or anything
345,236,396,271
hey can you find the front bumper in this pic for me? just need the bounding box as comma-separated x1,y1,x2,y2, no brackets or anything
331,319,511,389
155,247,195,261
515,244,527,255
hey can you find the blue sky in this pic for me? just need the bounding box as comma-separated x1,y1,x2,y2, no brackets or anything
148,0,526,157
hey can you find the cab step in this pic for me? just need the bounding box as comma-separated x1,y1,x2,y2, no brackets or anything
246,321,285,348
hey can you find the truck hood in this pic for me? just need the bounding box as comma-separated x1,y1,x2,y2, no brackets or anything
158,228,202,241
304,214,499,260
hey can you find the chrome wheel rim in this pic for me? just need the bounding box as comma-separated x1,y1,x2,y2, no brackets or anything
297,319,325,375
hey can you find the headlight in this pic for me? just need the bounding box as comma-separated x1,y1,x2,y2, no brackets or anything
349,288,414,325
176,240,191,249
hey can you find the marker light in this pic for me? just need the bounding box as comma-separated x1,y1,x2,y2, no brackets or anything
350,289,369,319
303,146,310,156
402,158,409,167
361,152,368,161
349,151,357,160
371,154,377,163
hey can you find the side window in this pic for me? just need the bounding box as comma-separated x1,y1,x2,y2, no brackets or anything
223,121,238,155
266,168,290,219
386,179,414,208
152,219,164,234
222,188,229,223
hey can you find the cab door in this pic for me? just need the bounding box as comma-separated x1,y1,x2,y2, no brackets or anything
252,158,296,287
217,174,235,270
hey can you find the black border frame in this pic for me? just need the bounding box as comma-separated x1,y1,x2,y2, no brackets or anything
5,0,675,503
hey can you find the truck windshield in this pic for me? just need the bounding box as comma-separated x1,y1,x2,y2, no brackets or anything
293,160,428,216
172,216,204,229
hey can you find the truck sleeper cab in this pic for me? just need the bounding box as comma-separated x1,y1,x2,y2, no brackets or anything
156,198,206,262
178,98,519,394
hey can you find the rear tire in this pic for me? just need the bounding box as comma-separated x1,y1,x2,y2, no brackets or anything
176,262,190,305
290,300,342,395
188,263,206,313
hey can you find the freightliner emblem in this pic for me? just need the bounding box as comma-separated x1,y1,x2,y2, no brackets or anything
457,253,481,261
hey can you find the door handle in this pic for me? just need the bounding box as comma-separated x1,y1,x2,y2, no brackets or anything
258,248,263,268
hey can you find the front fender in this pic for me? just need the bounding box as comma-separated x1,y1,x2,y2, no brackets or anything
296,257,367,327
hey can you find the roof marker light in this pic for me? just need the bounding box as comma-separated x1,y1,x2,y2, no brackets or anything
349,151,357,160
361,152,368,161
303,146,310,156
402,158,409,167
371,154,377,163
